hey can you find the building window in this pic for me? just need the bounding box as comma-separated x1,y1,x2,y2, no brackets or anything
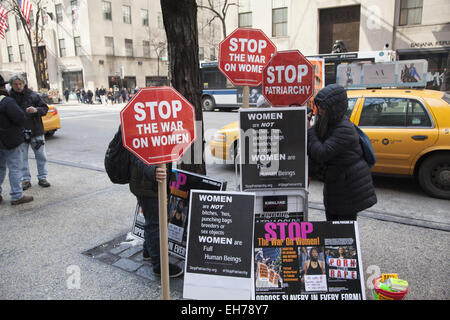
71,0,78,25
239,12,252,28
210,47,216,60
125,39,133,57
123,5,131,24
15,15,22,30
399,0,423,26
272,7,287,37
74,36,81,56
59,39,66,57
102,1,112,21
143,40,150,57
199,47,204,61
55,4,63,23
105,36,114,56
62,70,84,92
319,5,360,54
141,9,149,26
7,46,13,62
19,45,25,61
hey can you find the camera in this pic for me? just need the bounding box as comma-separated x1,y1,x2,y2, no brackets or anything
23,129,32,143
32,138,45,150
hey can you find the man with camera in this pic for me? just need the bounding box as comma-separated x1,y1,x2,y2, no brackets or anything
9,74,51,190
0,75,33,205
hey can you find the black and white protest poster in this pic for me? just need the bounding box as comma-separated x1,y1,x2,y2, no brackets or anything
239,107,307,191
183,190,255,300
131,169,226,259
131,204,145,239
167,169,226,259
254,221,366,301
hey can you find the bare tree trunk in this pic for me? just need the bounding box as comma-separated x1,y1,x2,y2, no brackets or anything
160,0,206,175
24,20,42,90
221,17,227,39
34,9,43,90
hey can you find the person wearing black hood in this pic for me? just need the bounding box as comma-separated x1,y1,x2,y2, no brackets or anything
307,84,377,221
9,74,51,190
0,75,33,205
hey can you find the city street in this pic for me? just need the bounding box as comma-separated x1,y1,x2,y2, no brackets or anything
0,103,449,300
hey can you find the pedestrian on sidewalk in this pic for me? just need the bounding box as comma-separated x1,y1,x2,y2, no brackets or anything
0,75,34,205
99,86,106,104
9,74,51,191
63,88,70,103
75,88,81,103
307,84,377,221
129,153,183,278
95,88,100,104
81,89,87,104
120,88,128,103
114,87,120,104
107,88,114,105
87,89,94,104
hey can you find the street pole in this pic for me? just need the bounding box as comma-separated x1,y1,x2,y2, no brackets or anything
242,85,250,108
157,163,170,300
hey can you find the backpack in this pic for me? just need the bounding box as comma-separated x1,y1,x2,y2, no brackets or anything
104,125,131,184
353,124,376,168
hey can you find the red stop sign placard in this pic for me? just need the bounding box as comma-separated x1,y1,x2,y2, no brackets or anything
120,87,196,165
219,28,277,87
262,50,315,107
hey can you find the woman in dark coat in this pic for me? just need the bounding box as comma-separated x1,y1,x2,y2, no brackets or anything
308,84,377,221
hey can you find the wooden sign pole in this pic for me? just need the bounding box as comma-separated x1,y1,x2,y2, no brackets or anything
242,85,250,108
157,163,170,300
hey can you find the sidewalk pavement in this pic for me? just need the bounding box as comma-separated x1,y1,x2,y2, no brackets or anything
0,161,449,300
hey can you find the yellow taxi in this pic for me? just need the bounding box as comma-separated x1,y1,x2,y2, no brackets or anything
209,89,450,199
42,105,61,137
38,93,61,137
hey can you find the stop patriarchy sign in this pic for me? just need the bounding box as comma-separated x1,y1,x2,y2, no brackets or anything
219,28,277,86
262,50,315,106
120,87,196,165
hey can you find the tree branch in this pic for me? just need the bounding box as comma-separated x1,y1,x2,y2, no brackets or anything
197,5,224,20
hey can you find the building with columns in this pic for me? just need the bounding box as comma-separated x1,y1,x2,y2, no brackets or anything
0,0,222,97
1,0,449,96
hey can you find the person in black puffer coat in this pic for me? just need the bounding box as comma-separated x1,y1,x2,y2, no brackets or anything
308,84,377,221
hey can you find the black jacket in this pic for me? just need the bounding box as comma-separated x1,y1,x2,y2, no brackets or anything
129,154,172,198
9,87,48,137
308,84,377,215
0,91,26,149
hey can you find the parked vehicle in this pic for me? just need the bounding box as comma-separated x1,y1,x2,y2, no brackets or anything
209,89,450,199
37,93,61,137
42,104,61,137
